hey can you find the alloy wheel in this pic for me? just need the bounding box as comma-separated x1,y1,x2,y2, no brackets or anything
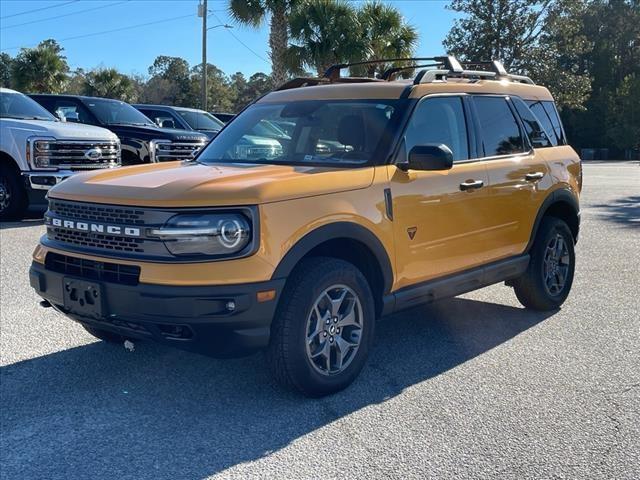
305,284,363,376
543,233,570,296
0,177,11,214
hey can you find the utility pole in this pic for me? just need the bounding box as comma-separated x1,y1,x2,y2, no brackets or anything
200,0,208,110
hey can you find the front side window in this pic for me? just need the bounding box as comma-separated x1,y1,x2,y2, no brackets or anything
198,100,400,166
404,96,469,161
0,92,55,121
474,96,525,157
84,98,155,127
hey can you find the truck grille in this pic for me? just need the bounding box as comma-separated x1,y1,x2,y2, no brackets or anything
33,140,120,169
45,252,140,286
153,141,206,162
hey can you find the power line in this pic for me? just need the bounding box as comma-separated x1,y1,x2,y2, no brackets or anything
209,11,270,64
1,1,131,30
1,13,196,51
0,0,80,20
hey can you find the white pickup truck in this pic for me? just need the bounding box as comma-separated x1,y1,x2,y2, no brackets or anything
0,88,121,220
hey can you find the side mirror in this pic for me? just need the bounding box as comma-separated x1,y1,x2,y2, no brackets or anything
403,144,454,171
161,119,176,129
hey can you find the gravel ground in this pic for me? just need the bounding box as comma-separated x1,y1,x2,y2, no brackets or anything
1,162,638,479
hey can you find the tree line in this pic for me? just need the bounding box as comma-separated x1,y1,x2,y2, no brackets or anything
1,0,638,155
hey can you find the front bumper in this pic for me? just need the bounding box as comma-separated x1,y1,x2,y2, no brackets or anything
23,171,76,191
30,261,285,357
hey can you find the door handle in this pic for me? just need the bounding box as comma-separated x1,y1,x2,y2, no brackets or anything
525,172,545,181
459,179,484,191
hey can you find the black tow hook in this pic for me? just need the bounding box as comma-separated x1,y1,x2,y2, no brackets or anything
39,300,52,308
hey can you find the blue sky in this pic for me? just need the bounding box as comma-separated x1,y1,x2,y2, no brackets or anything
0,0,459,78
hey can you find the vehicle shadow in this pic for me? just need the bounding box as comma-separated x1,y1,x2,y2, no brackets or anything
1,297,554,479
0,209,45,230
593,195,640,227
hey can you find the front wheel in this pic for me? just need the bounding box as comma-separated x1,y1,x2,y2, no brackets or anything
266,257,375,397
512,217,576,311
0,164,27,221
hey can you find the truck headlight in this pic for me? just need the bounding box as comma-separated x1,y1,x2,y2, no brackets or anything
27,137,57,170
150,213,252,256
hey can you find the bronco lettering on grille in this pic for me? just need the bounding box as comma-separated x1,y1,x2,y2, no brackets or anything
47,217,141,237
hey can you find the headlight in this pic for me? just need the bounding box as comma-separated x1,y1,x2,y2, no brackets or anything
27,137,57,169
150,213,251,257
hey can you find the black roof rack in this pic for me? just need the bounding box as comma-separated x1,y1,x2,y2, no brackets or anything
274,56,535,91
323,56,463,81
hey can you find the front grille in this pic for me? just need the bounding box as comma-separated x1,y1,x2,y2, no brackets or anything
45,199,174,258
153,141,206,162
49,228,145,253
45,252,141,286
49,199,146,225
34,141,120,169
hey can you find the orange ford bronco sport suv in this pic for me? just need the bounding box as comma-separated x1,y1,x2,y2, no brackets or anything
30,57,581,397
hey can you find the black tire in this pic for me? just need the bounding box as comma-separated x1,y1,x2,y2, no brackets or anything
83,325,126,343
512,217,575,311
266,257,375,397
0,163,27,221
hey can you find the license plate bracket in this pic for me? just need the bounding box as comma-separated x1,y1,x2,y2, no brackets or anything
63,278,104,318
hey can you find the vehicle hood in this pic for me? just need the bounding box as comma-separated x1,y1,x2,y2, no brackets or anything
108,124,207,143
48,161,375,207
0,118,118,141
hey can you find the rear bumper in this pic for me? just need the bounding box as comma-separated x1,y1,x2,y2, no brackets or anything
29,261,285,357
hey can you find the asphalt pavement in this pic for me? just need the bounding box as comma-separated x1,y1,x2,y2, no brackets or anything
1,162,638,479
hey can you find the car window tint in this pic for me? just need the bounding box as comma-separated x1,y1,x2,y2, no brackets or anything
512,97,552,148
141,109,178,128
526,101,559,146
53,101,93,124
405,96,469,161
542,101,565,145
474,96,525,156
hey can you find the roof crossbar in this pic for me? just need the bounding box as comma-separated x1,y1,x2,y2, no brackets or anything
323,56,463,81
381,63,440,81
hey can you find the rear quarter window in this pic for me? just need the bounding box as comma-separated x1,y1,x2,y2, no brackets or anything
525,100,566,146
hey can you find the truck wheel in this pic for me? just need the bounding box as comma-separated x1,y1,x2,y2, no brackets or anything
512,217,575,311
0,164,27,221
83,325,125,343
266,257,375,397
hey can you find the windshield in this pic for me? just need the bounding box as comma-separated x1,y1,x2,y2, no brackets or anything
178,110,224,131
198,100,399,166
0,91,56,121
84,98,155,126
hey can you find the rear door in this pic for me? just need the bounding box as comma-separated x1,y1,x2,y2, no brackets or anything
388,95,492,289
471,95,550,261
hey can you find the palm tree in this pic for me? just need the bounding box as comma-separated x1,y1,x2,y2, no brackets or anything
228,0,297,87
12,39,69,93
353,1,418,78
82,68,137,102
285,0,367,76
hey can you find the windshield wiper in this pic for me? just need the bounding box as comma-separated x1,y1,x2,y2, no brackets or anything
106,122,153,126
1,115,52,121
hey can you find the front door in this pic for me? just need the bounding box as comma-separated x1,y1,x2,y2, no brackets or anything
388,95,492,290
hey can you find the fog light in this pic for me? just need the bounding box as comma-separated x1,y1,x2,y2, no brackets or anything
226,301,236,311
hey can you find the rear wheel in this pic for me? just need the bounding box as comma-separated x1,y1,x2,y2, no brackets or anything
512,217,575,311
0,164,27,221
266,257,375,397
